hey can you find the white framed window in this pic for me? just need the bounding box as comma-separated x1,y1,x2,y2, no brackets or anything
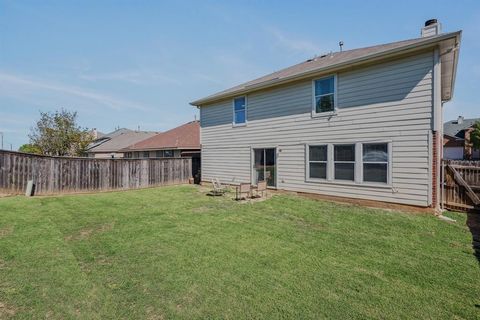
362,143,389,184
306,142,391,186
334,144,355,181
312,75,336,115
307,145,328,179
233,96,247,125
143,151,150,158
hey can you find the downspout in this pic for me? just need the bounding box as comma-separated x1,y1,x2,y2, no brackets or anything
433,47,442,212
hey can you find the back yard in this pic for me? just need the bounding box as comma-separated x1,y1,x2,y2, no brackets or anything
0,186,478,319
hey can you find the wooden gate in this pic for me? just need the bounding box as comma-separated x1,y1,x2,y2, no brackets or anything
442,160,480,212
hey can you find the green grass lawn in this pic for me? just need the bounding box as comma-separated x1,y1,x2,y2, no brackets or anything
0,186,479,319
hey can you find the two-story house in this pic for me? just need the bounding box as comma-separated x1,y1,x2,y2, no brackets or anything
191,20,461,209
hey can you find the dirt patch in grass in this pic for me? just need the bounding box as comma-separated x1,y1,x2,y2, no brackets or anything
145,306,165,320
64,222,114,241
176,285,199,312
192,206,212,214
0,226,13,238
0,301,17,318
290,216,324,231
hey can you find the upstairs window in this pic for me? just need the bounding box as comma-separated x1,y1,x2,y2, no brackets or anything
314,76,335,113
334,144,355,181
363,143,388,183
233,96,247,124
308,145,328,179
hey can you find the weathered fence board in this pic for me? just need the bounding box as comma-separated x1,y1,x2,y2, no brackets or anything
442,160,480,212
0,150,192,195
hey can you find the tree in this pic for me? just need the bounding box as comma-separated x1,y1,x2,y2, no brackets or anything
471,121,480,150
28,109,93,156
18,143,42,154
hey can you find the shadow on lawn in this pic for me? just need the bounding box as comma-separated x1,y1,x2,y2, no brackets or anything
466,210,480,265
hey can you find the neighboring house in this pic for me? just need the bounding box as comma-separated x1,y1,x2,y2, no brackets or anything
443,116,480,160
122,121,201,182
191,19,461,209
122,121,200,159
86,128,157,158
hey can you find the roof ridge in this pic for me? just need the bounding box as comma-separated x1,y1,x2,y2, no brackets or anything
191,31,461,106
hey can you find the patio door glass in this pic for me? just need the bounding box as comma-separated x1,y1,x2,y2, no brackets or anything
253,148,276,187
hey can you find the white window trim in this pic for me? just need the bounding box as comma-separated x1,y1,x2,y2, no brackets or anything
360,142,392,186
311,74,338,118
232,95,248,127
305,144,328,182
304,141,393,189
333,143,356,182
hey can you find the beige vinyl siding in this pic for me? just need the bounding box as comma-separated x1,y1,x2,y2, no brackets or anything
200,51,434,206
92,152,125,159
200,100,232,127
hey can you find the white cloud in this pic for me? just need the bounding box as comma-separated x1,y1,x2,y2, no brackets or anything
212,53,268,85
265,27,323,56
190,72,224,85
0,72,153,111
79,70,181,86
0,113,27,125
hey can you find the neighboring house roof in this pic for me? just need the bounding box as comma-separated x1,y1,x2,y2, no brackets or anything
87,128,131,150
444,117,480,139
191,31,461,106
87,129,157,153
122,121,200,151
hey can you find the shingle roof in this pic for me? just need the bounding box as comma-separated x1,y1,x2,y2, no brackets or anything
444,118,480,139
191,31,461,106
87,129,157,153
123,121,200,151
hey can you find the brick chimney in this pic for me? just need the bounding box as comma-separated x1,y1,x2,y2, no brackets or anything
421,19,442,37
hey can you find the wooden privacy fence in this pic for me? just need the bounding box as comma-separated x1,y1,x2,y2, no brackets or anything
442,159,480,212
0,150,192,196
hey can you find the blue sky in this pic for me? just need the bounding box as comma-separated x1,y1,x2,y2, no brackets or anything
1,0,479,149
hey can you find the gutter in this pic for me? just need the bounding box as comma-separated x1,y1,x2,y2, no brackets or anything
190,31,461,107
446,32,462,102
119,147,201,152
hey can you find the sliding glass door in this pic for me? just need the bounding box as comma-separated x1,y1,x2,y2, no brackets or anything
253,148,276,187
